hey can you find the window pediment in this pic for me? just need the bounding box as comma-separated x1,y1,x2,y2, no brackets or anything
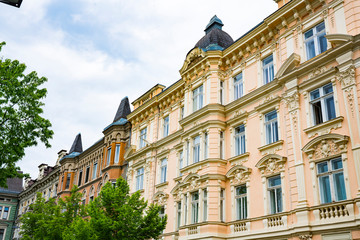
153,191,169,205
302,133,349,161
256,154,287,176
275,53,300,79
226,165,251,185
171,173,203,196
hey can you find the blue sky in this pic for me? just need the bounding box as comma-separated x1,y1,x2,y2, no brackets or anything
0,0,277,179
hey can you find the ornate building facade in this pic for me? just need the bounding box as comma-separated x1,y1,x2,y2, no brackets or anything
125,0,360,239
56,97,131,204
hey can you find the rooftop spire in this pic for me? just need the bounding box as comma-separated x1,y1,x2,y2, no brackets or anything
113,97,131,122
69,133,83,154
204,15,224,34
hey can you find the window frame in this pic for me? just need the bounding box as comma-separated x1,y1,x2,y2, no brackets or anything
191,191,199,224
235,185,247,220
136,167,144,191
309,83,336,126
114,144,120,164
234,72,244,100
163,115,170,137
264,110,279,145
192,85,204,112
268,175,282,214
234,124,246,156
160,158,167,183
139,127,147,148
92,162,98,180
317,157,346,204
304,21,327,60
262,55,274,84
193,135,200,163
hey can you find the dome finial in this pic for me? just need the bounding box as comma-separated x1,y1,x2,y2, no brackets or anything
205,15,224,34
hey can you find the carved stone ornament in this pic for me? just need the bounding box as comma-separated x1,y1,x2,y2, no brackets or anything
226,165,252,185
255,154,287,176
299,235,312,240
302,134,349,160
180,48,205,73
283,91,299,112
336,66,356,89
153,192,169,205
344,87,355,117
170,174,202,197
314,140,339,159
308,66,327,78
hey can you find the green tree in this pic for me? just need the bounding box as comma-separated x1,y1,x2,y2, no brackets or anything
0,41,53,187
20,186,86,240
87,178,167,240
20,179,167,240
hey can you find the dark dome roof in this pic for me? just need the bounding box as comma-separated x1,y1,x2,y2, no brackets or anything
195,15,234,51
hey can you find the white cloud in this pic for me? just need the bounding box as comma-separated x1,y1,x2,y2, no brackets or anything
0,0,277,178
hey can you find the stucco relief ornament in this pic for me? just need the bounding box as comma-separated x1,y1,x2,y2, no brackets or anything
344,88,355,117
314,140,339,159
308,66,327,78
190,177,200,190
233,170,244,184
157,194,167,205
299,235,312,240
283,92,299,112
265,159,277,174
336,66,356,88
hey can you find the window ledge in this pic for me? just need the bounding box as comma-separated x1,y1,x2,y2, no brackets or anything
180,158,227,175
258,140,284,155
228,152,250,165
155,181,169,188
304,116,344,138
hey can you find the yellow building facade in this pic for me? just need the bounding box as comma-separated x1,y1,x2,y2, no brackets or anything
125,0,360,239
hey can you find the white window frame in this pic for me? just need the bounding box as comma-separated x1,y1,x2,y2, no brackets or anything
139,127,147,148
92,162,98,180
160,158,167,183
220,188,225,222
106,147,111,166
219,80,224,104
0,206,10,220
203,132,208,160
163,115,169,137
0,228,6,240
178,151,183,177
220,131,224,159
235,185,247,220
193,135,200,163
193,85,204,112
136,167,144,191
114,144,120,164
262,55,274,84
203,189,208,221
310,83,336,126
234,125,246,156
191,191,199,224
317,157,346,204
234,72,243,100
177,202,182,229
268,175,282,214
304,21,327,60
265,110,279,145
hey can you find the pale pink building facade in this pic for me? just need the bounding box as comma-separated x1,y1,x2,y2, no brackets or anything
125,0,360,239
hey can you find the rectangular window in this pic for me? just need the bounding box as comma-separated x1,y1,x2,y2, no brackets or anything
220,189,225,222
160,158,167,183
106,147,111,166
78,171,83,186
234,72,243,100
310,83,336,125
184,195,188,224
139,128,147,148
163,116,169,137
114,144,120,164
92,162,98,180
65,174,71,189
193,85,204,112
268,175,282,214
2,207,6,220
177,202,182,229
193,135,200,163
265,110,279,145
179,151,183,176
317,158,346,204
85,166,90,183
220,81,224,104
48,188,52,199
235,125,246,156
204,132,208,159
54,184,58,196
0,229,4,240
220,131,224,159
180,106,185,120
235,185,247,220
203,189,208,221
191,191,199,224
136,167,144,191
305,22,327,60
263,55,274,84
159,206,166,220
186,141,190,166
